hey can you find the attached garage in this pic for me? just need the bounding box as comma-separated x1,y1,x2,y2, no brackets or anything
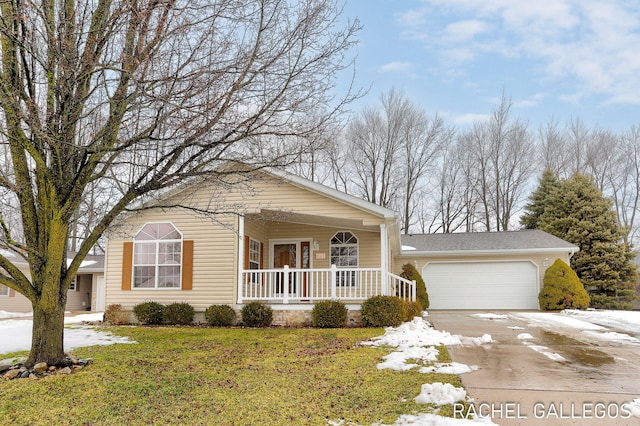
422,261,539,309
398,230,580,310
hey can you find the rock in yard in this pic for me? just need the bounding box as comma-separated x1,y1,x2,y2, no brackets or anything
57,367,72,375
3,369,20,380
33,362,48,374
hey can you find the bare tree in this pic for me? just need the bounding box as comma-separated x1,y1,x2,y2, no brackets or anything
346,89,409,207
463,94,535,231
538,118,572,179
0,0,360,366
399,113,451,233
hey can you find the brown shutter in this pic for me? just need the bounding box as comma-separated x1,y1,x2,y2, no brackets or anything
182,240,193,290
122,242,133,290
9,288,15,297
244,235,250,270
76,276,81,292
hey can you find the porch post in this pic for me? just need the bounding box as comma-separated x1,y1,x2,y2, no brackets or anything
380,223,388,296
237,215,245,304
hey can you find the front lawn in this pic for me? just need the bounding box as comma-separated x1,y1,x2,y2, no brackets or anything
0,327,463,425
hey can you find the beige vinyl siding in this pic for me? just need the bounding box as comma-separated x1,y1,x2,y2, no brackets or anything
0,287,31,313
65,274,95,311
105,210,238,311
395,252,572,291
171,172,386,227
257,221,381,269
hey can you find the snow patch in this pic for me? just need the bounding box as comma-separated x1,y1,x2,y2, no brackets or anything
419,362,479,375
513,312,605,331
471,313,508,320
582,330,640,345
522,342,566,362
363,317,464,348
377,346,439,371
459,334,493,345
0,313,135,355
517,333,533,340
622,399,640,418
414,382,467,405
508,326,525,330
380,413,498,425
0,310,32,319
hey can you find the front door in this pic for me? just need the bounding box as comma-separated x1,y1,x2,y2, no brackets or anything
273,243,298,295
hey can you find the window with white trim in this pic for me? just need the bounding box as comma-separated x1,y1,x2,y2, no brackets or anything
68,277,77,291
0,285,9,296
249,238,261,270
330,231,358,286
133,223,182,289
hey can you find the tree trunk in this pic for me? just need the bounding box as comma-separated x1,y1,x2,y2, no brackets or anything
28,297,67,366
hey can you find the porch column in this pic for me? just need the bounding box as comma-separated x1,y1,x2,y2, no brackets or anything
236,215,245,304
380,223,388,295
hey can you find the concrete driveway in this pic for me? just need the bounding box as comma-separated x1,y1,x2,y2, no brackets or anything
428,311,640,426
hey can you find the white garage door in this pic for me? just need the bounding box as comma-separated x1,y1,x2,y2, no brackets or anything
422,261,539,309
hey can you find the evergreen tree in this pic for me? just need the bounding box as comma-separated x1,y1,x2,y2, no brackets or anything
539,259,590,310
520,169,559,229
536,174,637,309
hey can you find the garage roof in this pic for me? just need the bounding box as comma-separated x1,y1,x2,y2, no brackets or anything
400,230,579,255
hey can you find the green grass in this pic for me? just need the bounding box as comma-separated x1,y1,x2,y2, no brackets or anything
0,327,464,425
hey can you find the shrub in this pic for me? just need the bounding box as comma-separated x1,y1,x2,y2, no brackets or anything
311,300,348,328
104,304,129,325
164,302,195,325
402,300,424,321
205,305,237,326
361,296,404,327
539,259,590,310
400,263,429,308
133,301,165,325
241,301,273,327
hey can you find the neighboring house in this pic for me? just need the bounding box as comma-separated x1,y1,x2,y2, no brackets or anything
103,167,579,323
0,251,105,314
399,231,579,309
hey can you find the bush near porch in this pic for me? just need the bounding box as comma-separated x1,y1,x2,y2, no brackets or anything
0,327,465,425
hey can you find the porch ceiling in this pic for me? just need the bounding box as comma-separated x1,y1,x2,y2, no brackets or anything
248,209,380,232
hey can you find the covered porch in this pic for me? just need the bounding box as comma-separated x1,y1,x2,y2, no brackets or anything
240,265,415,304
236,209,414,306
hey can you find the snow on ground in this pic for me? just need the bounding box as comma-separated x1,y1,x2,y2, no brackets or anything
471,313,508,320
516,333,533,340
0,312,135,356
414,383,466,405
362,317,497,425
512,311,640,346
624,399,640,417
0,310,32,319
521,342,567,362
562,309,640,336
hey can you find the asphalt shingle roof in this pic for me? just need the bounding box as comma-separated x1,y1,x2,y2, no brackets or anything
401,230,578,253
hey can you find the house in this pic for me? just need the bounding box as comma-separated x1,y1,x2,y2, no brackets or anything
102,167,579,324
0,251,105,314
104,168,414,325
399,231,579,309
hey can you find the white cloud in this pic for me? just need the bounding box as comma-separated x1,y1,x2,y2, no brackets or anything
378,61,412,73
398,0,640,105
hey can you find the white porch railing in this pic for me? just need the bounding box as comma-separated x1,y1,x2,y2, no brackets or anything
240,265,416,304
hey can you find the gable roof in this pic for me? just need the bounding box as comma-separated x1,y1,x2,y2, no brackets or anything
399,230,579,256
1,250,105,274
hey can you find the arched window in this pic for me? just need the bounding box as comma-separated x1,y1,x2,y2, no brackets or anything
133,223,182,289
330,231,358,286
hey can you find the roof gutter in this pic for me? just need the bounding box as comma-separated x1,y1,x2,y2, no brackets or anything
397,246,580,257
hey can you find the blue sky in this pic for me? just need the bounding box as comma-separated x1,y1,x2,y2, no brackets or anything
341,0,640,130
